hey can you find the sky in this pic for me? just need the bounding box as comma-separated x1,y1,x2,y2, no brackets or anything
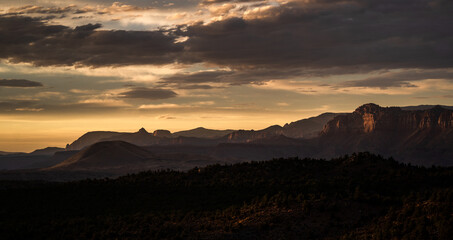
0,0,452,152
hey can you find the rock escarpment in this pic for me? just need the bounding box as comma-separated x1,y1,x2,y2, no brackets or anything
319,103,453,166
322,103,453,135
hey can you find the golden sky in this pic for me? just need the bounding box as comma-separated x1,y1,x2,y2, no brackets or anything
0,0,452,152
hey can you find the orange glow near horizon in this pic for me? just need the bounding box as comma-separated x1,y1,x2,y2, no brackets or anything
0,111,322,152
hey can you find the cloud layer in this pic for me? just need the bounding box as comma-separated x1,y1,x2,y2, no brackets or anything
182,0,453,72
0,79,43,87
1,0,452,73
0,16,183,67
341,69,453,89
119,87,178,100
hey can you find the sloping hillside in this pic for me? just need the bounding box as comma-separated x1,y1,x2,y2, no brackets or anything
51,141,155,171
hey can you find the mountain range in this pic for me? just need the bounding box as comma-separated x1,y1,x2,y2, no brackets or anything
1,103,453,180
65,112,342,150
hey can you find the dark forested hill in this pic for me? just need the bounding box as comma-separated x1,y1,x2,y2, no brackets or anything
0,153,452,240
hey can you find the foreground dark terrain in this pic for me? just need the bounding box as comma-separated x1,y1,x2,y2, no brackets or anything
1,152,452,240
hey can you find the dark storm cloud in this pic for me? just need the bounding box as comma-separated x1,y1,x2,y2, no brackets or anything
119,87,177,100
0,79,43,87
341,69,453,89
181,0,453,72
0,15,182,67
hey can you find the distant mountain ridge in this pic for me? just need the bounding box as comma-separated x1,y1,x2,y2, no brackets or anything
173,127,235,139
65,131,125,151
222,112,345,143
64,113,342,150
30,147,65,156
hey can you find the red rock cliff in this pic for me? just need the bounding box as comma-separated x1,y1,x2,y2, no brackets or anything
322,103,453,135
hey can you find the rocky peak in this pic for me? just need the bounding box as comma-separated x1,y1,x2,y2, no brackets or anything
137,128,149,134
263,125,283,133
354,103,382,114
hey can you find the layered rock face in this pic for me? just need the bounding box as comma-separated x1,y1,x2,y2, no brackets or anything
318,103,453,166
322,103,453,135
